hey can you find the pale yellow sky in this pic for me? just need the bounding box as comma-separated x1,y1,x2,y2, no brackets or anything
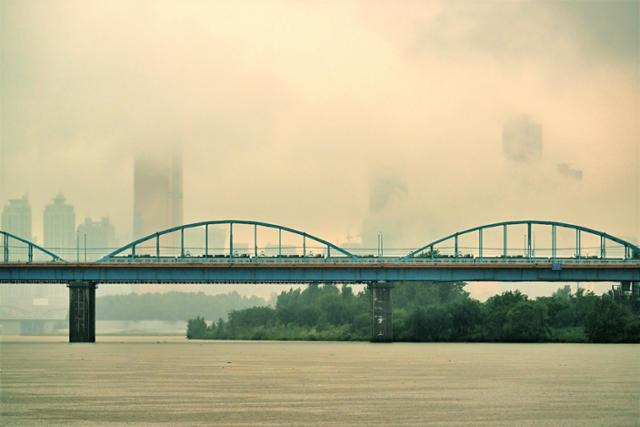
1,0,638,257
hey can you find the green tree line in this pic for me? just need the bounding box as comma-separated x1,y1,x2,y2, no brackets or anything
97,291,266,321
187,283,640,343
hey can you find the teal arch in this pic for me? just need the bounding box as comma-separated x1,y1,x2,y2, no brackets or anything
405,220,640,259
1,230,63,262
99,219,356,260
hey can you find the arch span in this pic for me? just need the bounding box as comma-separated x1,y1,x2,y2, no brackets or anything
405,220,640,260
1,230,63,262
99,219,356,261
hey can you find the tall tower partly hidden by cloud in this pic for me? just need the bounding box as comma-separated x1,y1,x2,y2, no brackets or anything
133,145,183,294
133,145,183,249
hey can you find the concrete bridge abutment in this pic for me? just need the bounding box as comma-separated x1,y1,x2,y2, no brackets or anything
368,281,394,343
67,281,97,343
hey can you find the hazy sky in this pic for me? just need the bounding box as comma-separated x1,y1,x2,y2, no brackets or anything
1,0,638,254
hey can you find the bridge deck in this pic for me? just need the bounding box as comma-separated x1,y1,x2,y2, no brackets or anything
3,256,637,264
1,258,639,283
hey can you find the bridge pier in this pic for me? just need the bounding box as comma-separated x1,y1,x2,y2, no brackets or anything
368,281,394,343
67,281,97,343
631,282,639,299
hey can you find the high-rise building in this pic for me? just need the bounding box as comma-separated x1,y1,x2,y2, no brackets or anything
1,195,74,316
1,196,32,261
77,217,117,261
43,194,76,259
133,147,183,293
1,195,32,241
1,196,34,310
133,147,183,244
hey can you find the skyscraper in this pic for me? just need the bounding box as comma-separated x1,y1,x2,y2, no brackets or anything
0,196,34,311
133,147,183,243
133,147,183,293
1,195,32,241
1,195,32,265
77,217,117,261
4,194,76,314
43,194,76,259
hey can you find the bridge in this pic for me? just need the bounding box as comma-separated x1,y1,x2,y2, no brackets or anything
1,219,639,343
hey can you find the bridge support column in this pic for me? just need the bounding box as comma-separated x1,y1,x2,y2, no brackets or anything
632,282,640,301
368,281,394,343
67,281,97,343
621,281,631,293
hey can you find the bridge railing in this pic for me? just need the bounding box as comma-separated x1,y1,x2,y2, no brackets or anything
98,255,639,265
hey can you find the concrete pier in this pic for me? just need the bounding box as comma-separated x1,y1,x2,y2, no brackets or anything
68,281,97,342
369,281,394,343
621,281,631,293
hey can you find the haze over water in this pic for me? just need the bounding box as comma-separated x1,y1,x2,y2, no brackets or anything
1,337,639,426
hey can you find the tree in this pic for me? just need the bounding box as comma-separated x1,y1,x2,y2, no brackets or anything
541,286,575,328
319,292,349,325
187,316,207,339
503,301,549,342
393,281,468,311
405,306,452,341
584,296,628,343
448,298,484,340
623,317,640,343
483,290,528,341
228,306,277,328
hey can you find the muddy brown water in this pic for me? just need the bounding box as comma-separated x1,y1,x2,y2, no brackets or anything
1,337,638,426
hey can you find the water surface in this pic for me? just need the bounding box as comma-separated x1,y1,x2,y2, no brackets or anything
1,337,638,425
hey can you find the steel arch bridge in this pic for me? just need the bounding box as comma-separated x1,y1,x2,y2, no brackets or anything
2,219,639,344
2,219,639,264
99,219,357,261
405,220,640,260
1,231,62,263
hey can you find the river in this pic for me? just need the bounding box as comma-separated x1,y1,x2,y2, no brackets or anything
1,337,638,425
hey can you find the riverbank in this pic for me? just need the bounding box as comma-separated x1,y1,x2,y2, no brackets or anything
187,283,640,343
